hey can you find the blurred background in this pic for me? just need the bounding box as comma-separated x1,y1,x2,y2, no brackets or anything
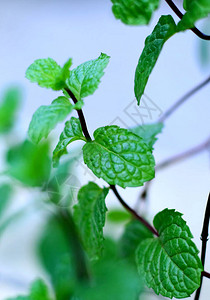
0,0,209,299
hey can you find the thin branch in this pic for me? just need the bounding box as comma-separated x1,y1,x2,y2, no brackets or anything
194,193,210,300
159,75,210,123
202,271,210,279
165,0,210,40
65,88,92,141
110,185,159,237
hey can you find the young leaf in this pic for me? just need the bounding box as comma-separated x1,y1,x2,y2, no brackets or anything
74,182,109,260
134,15,177,104
66,53,110,100
111,0,160,25
7,279,52,300
6,140,51,187
0,87,21,134
26,58,72,90
136,209,203,299
82,125,155,188
28,97,73,144
53,117,86,167
178,0,210,31
119,219,153,261
130,122,163,148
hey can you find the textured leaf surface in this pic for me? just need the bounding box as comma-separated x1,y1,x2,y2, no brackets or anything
74,182,109,260
26,58,72,90
111,0,160,25
130,122,163,148
66,53,110,100
53,117,85,167
83,126,155,188
28,97,73,144
136,209,203,299
0,87,21,134
134,15,176,104
178,0,210,31
6,140,51,187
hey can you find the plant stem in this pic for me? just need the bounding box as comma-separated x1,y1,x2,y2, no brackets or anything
65,88,92,141
164,0,210,40
159,75,210,123
194,193,210,300
110,185,159,236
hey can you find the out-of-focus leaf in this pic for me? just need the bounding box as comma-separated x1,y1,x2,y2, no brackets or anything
0,87,21,134
106,209,131,223
6,140,51,187
0,184,13,219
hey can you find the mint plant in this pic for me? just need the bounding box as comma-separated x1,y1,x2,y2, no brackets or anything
0,1,210,300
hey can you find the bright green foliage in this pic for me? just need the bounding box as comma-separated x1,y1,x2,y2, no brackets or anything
74,182,109,260
28,97,73,144
53,117,86,167
26,58,72,90
111,0,159,25
6,140,51,187
134,15,176,104
120,219,153,261
136,209,203,299
66,53,110,100
83,125,155,188
38,216,76,300
0,184,13,219
178,0,210,31
107,209,131,223
130,122,163,148
7,279,52,300
0,87,21,134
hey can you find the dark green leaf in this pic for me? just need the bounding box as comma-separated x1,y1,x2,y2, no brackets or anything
28,97,73,144
111,0,160,25
66,53,110,100
134,15,176,104
83,125,155,188
53,117,86,167
136,209,203,298
74,182,109,260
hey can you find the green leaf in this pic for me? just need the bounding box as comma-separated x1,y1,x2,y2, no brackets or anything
26,58,72,90
119,219,153,261
28,96,73,144
38,216,76,300
134,15,177,105
0,87,21,134
111,0,160,25
74,182,109,260
130,122,163,148
178,0,210,31
53,117,86,167
66,53,110,100
136,209,203,299
7,279,52,300
6,140,51,187
82,125,155,188
0,184,13,219
107,209,131,223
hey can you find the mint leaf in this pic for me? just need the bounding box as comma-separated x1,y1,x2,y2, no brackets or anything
0,184,13,219
66,53,110,100
74,182,109,260
0,87,21,134
107,209,131,223
111,0,160,25
130,122,163,148
134,15,176,104
82,126,155,188
178,0,210,31
28,96,73,144
6,140,51,187
136,209,203,298
120,219,153,261
26,58,72,90
7,279,52,300
53,117,86,167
